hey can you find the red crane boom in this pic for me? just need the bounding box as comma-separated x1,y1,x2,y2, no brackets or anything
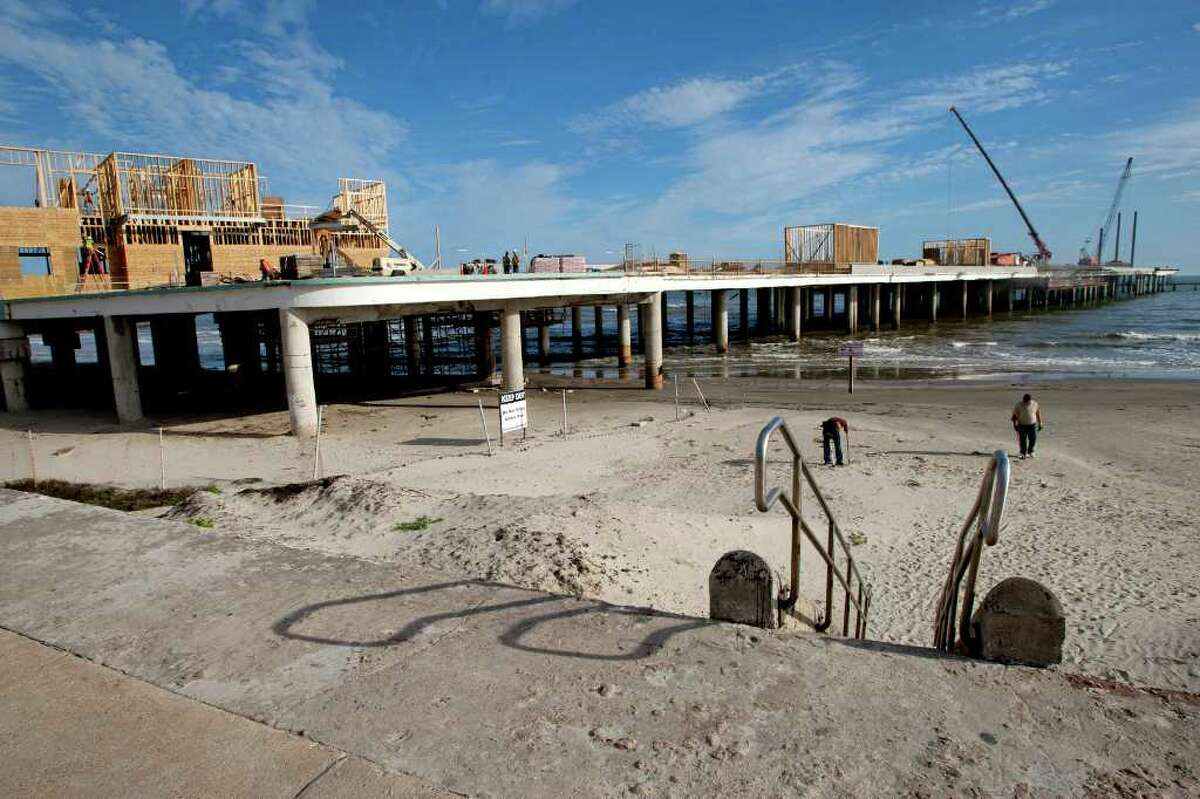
949,106,1052,263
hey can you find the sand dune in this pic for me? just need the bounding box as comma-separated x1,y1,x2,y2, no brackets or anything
7,379,1200,691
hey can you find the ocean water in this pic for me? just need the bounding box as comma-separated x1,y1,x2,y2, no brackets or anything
551,287,1200,382
26,286,1200,382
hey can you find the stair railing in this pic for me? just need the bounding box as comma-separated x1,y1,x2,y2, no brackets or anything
754,416,872,638
932,449,1010,653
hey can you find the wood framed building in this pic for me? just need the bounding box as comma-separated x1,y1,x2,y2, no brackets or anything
0,144,389,299
783,223,879,273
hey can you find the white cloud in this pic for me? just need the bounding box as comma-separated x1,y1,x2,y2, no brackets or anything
1193,22,1200,32
0,0,405,201
977,1,1054,21
574,67,807,134
480,0,579,26
1174,190,1200,203
398,159,579,256
898,61,1070,114
559,59,1074,256
1109,100,1200,180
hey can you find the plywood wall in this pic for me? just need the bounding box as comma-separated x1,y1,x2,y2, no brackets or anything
0,207,82,298
833,225,879,264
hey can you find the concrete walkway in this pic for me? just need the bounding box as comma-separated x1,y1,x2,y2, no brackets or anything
1,488,1198,796
0,629,449,798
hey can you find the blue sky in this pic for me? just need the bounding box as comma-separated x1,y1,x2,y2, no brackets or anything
1,0,1198,271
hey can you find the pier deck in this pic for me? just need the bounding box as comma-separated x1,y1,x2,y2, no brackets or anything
0,264,1178,434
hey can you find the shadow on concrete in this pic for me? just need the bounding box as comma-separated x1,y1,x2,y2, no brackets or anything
273,579,710,662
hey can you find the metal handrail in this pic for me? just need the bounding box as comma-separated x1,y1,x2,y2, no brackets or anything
932,450,1010,653
754,416,872,638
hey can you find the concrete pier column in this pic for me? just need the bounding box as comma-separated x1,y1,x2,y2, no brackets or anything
593,305,604,349
660,292,670,340
474,312,495,380
789,286,802,342
47,329,77,374
823,286,834,324
893,284,902,330
870,284,881,331
712,290,729,353
538,322,551,366
1008,286,1016,315
960,281,969,320
847,286,859,334
685,292,695,340
617,305,632,367
0,321,30,413
571,306,583,356
739,290,750,341
404,316,421,377
930,282,940,322
986,283,994,318
217,313,261,380
422,315,435,374
773,288,785,330
151,315,201,392
279,309,316,437
757,288,771,333
643,294,664,389
500,306,524,391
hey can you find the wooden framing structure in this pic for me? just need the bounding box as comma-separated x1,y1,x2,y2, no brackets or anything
922,238,991,267
0,143,389,298
784,223,878,273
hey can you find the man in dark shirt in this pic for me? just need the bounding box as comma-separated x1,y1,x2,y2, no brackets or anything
821,416,849,466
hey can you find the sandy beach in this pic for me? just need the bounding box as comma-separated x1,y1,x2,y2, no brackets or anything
4,375,1198,692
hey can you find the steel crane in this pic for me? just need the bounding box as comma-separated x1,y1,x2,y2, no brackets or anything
949,106,1052,263
1095,157,1133,265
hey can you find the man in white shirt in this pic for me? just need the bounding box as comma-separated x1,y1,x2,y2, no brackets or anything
1011,393,1043,459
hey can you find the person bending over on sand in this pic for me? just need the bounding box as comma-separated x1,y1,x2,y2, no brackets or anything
1011,393,1044,460
820,417,849,466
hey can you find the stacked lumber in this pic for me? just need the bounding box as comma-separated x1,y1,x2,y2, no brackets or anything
280,253,325,279
530,254,587,273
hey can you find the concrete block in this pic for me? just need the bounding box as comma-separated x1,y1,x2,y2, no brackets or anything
709,550,778,629
972,577,1065,667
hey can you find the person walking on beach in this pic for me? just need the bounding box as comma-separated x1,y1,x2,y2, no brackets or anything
1011,393,1043,459
820,416,849,466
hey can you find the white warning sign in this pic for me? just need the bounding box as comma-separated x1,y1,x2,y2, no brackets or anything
499,390,528,434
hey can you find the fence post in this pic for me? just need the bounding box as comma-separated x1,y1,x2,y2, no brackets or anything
158,427,166,490
312,405,325,479
477,399,493,456
27,430,37,485
692,378,711,412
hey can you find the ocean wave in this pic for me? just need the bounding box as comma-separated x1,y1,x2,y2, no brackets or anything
1103,330,1200,343
950,341,999,348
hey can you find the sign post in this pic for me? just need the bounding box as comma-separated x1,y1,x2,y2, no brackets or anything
838,341,864,394
499,389,528,445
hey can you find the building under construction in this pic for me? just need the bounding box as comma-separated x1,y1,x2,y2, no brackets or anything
0,144,390,298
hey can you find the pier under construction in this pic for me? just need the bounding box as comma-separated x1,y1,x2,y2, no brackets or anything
0,259,1176,435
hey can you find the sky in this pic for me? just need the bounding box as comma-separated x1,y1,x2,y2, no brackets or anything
0,0,1198,271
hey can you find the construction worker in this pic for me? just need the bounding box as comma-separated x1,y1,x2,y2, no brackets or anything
81,236,106,276
820,416,849,466
502,251,512,274
511,249,521,273
259,258,280,280
1011,393,1044,459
